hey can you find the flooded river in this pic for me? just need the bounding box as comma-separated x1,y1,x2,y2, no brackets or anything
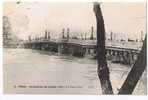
3,48,146,95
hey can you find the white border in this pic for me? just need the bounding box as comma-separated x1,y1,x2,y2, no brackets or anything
2,0,148,2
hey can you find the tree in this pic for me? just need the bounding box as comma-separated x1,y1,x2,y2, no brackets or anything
93,3,113,94
118,36,146,94
93,2,146,95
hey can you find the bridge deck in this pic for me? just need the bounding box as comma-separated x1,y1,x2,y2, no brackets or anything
25,39,143,51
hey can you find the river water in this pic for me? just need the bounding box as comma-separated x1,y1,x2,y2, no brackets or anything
3,48,146,95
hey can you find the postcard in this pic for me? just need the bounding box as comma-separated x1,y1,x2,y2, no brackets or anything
3,1,147,95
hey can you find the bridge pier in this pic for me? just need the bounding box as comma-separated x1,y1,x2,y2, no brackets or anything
23,39,140,66
58,44,62,55
107,49,136,65
106,49,112,60
57,43,85,57
70,45,84,57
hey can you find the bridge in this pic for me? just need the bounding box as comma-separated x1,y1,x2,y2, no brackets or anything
23,38,143,65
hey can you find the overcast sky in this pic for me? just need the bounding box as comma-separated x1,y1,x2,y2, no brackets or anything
3,2,146,40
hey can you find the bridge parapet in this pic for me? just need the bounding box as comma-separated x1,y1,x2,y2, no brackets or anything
59,39,142,51
24,38,143,51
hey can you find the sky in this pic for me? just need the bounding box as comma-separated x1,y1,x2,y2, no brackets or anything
3,2,146,40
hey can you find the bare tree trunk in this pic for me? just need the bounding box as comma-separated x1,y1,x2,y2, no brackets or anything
93,3,113,94
118,36,147,94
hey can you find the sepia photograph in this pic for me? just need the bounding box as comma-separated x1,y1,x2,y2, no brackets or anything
3,1,147,95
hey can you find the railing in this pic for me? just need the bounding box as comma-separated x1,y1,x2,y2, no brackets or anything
24,38,143,51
